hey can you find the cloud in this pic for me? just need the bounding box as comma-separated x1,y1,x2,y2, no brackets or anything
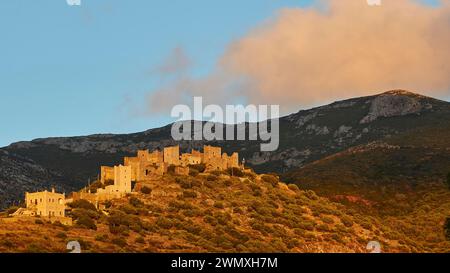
153,46,192,76
147,0,450,115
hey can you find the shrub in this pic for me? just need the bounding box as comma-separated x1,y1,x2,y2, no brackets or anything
111,237,127,248
56,232,67,239
176,178,195,189
210,170,224,177
103,200,112,209
156,217,174,229
261,175,279,187
204,215,218,226
227,167,244,177
189,168,199,177
341,216,354,227
129,197,144,207
445,217,450,240
71,208,100,221
321,216,335,224
182,190,198,199
6,206,19,215
108,210,141,234
88,180,103,193
167,164,176,174
135,237,145,244
141,186,152,194
189,163,206,173
288,184,300,192
120,204,138,215
95,234,108,242
69,199,97,211
305,190,319,200
207,175,218,182
214,201,224,209
104,180,115,186
27,243,46,253
76,215,97,230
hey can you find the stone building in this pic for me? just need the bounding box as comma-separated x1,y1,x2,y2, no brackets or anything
163,145,180,165
124,150,165,181
25,188,66,217
100,166,114,184
98,165,132,195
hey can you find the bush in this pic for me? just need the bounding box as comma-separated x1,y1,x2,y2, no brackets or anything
103,200,112,208
107,210,142,235
305,190,319,200
341,216,354,227
71,208,100,221
214,202,225,209
120,204,138,215
76,215,97,230
182,190,198,199
111,237,127,248
7,206,19,215
167,164,176,174
141,186,152,194
227,167,244,177
95,234,108,242
104,180,115,186
189,168,199,177
56,232,67,239
129,197,144,207
288,184,300,192
445,217,450,240
321,216,335,224
210,170,224,177
156,217,174,229
135,237,146,244
204,215,218,226
207,175,218,182
189,164,206,173
261,175,278,187
69,199,97,211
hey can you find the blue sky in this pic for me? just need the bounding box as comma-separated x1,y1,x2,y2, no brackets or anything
0,0,314,147
0,0,447,147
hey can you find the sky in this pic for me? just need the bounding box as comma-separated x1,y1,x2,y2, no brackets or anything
0,0,449,147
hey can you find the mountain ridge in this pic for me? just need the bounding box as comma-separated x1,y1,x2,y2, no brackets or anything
1,90,449,208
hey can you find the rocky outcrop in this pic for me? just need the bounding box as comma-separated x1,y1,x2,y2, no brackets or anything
360,90,430,124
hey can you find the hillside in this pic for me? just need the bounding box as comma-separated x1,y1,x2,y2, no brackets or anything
282,124,450,251
283,123,450,213
1,90,449,208
2,170,442,253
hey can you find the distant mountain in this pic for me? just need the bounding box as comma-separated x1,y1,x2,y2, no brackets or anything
1,90,449,208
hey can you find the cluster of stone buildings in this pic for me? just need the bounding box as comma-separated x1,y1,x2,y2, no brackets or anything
10,145,240,225
105,145,239,182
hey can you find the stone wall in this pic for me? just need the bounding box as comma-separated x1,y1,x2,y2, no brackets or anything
163,145,180,165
